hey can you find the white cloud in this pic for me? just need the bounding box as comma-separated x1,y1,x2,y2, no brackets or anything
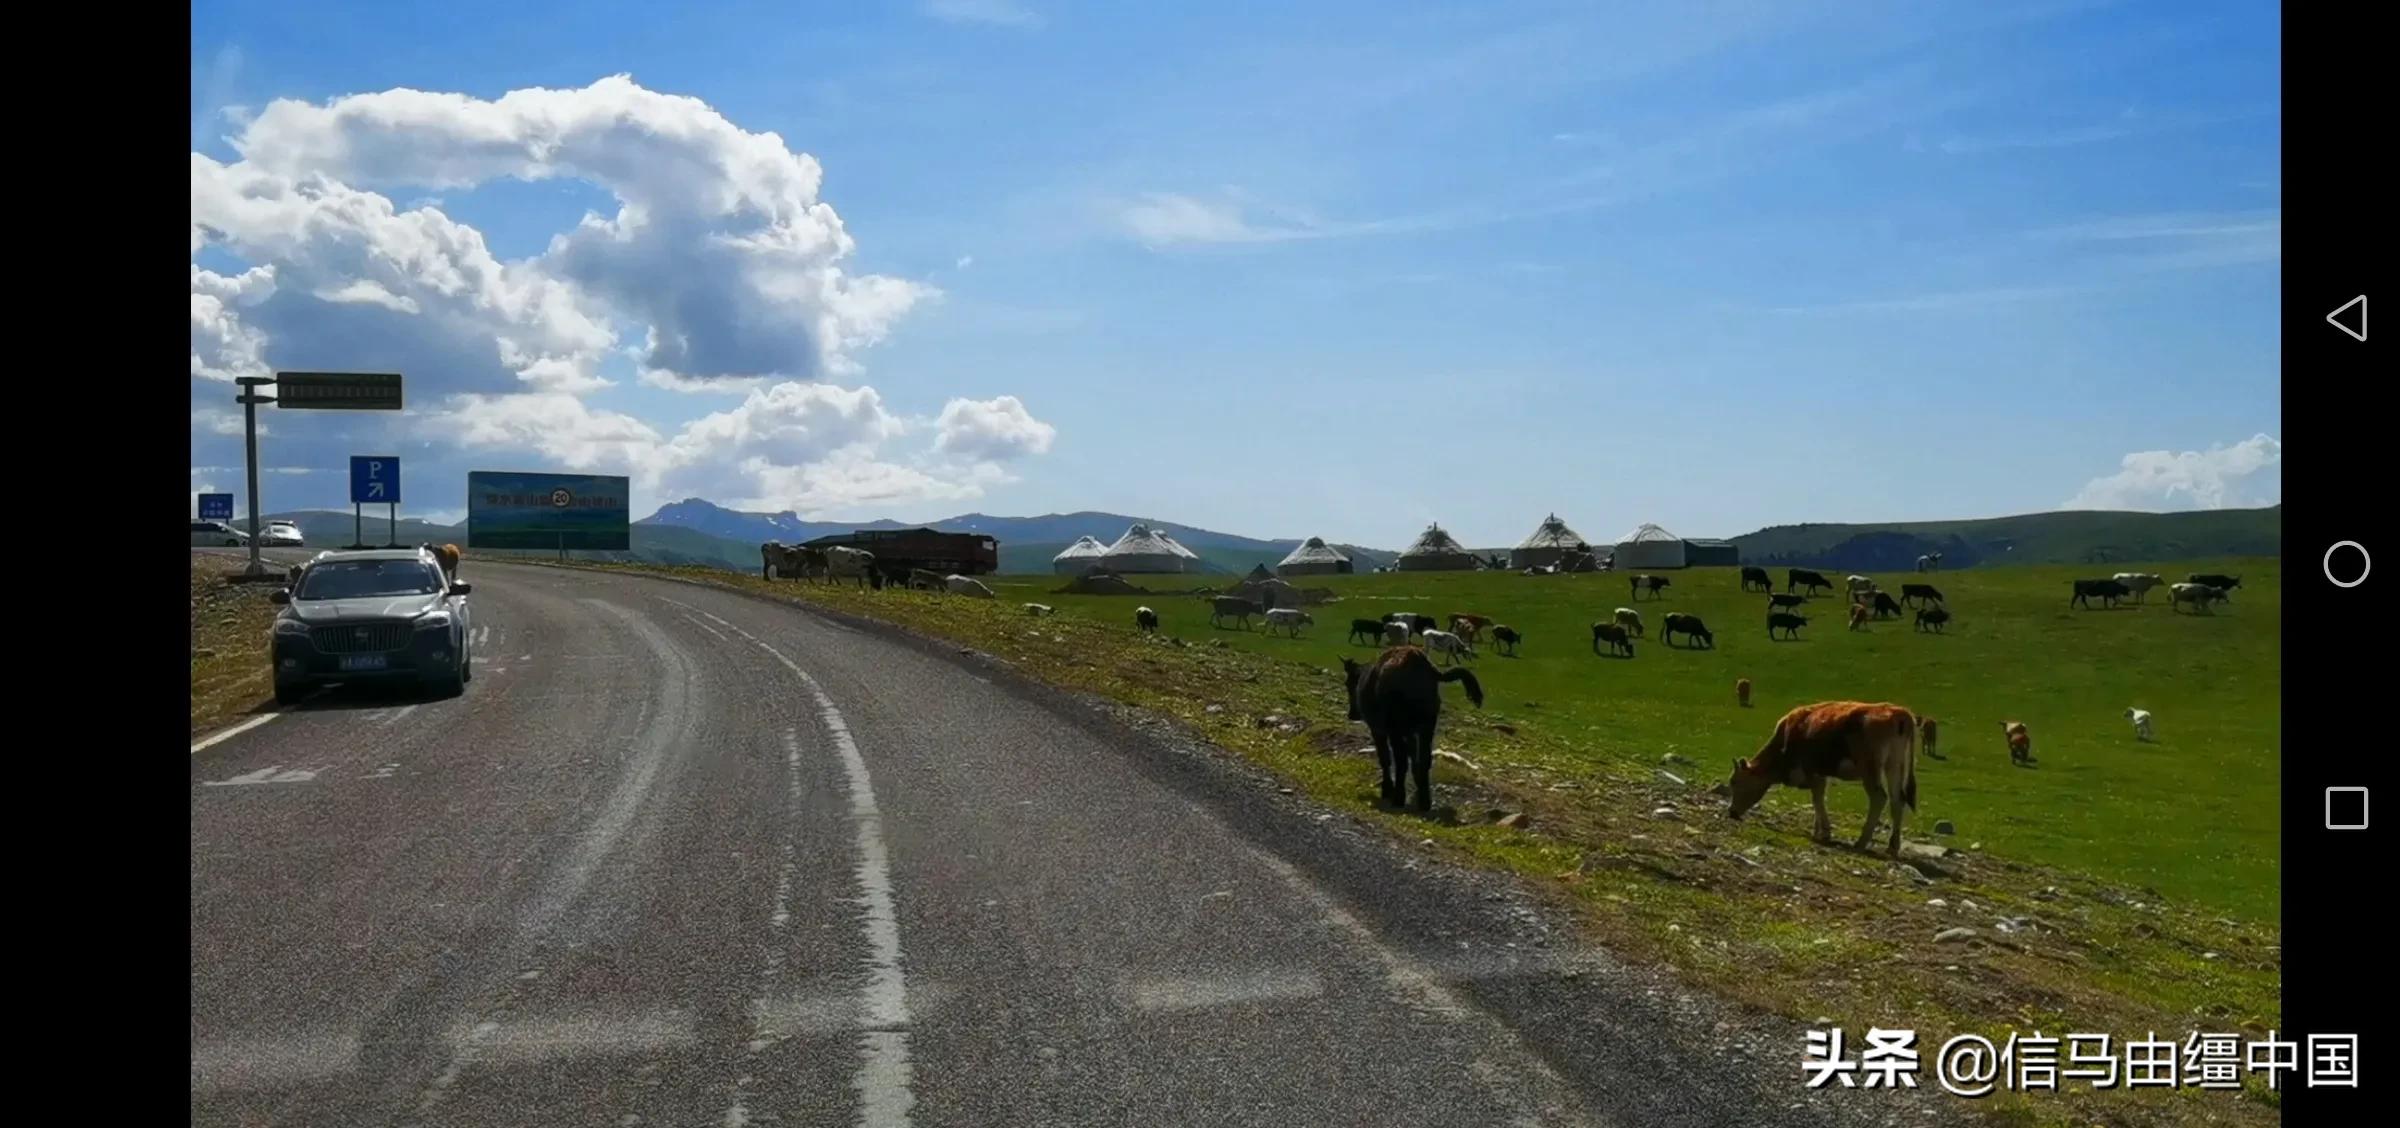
934,395,1056,461
2065,434,2282,511
190,77,1054,516
192,408,258,437
923,0,1041,29
955,254,974,270
1116,193,1315,247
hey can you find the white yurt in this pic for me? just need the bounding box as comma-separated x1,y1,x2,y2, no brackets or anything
1156,531,1204,567
1510,513,1591,571
1050,536,1109,575
1395,522,1480,572
1099,523,1189,574
1614,523,1689,570
1275,537,1352,577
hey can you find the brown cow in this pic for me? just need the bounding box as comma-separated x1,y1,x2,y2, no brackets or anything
2002,721,2032,765
1448,613,1493,643
1847,602,1869,631
1342,647,1484,812
436,543,462,578
1736,677,1752,708
1922,717,1943,760
1725,701,1921,858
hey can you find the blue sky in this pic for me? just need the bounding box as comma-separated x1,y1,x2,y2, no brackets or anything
189,0,2281,548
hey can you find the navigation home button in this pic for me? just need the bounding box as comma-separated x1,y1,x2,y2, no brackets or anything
2328,295,2367,341
2326,787,2370,831
2323,541,2370,589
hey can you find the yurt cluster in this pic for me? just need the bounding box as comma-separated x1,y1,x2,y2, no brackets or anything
1052,516,1737,578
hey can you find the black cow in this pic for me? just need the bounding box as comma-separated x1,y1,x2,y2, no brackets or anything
1386,612,1439,636
1348,618,1387,644
2187,573,2242,597
1661,612,1715,649
1492,625,1522,657
1135,607,1160,634
1787,568,1835,596
1871,591,1904,620
1915,606,1952,633
1767,592,1807,612
1899,583,1944,607
1739,566,1773,593
1630,574,1671,600
2070,579,2132,609
1767,612,1809,640
1590,622,1635,657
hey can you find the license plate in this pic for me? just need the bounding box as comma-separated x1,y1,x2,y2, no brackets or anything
339,654,389,672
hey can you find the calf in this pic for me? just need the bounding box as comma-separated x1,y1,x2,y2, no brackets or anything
1724,701,1921,859
2002,721,2032,766
2070,578,2132,609
2126,707,2155,742
1871,591,1904,620
1922,717,1942,760
1023,603,1054,617
1767,612,1809,640
1211,596,1262,629
2168,583,2228,614
1590,621,1635,657
1914,606,1951,633
2186,573,2242,596
1630,574,1671,600
1661,612,1714,649
1348,618,1388,645
1448,613,1494,643
2111,573,2166,603
1767,592,1807,613
1846,575,1876,599
1899,583,1943,607
1787,568,1834,596
1383,621,1411,646
1740,566,1773,593
1735,677,1752,708
1262,608,1315,637
1421,628,1476,665
1613,607,1645,638
1847,602,1870,631
1135,606,1160,634
1491,625,1522,657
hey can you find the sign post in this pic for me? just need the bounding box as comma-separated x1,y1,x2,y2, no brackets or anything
350,456,400,550
233,377,277,576
224,372,403,578
197,493,234,522
466,471,632,556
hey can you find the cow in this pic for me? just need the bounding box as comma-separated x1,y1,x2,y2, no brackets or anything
1846,575,1876,600
1661,612,1714,649
2111,573,2167,603
2186,573,2243,596
2002,721,2032,766
1348,618,1388,645
1735,677,1752,708
1914,606,1951,633
1135,606,1160,634
1916,554,1935,572
1024,603,1054,617
1724,701,1921,859
2168,583,2229,614
1383,621,1411,646
1491,625,1522,657
1387,612,1439,636
1448,613,1494,643
1613,607,1645,638
1630,574,1671,601
1740,566,1773,593
1848,602,1870,631
1421,628,1476,664
1871,591,1904,620
1767,612,1809,640
823,546,876,589
761,541,805,580
1899,583,1943,607
1262,608,1315,637
1787,568,1835,596
2070,578,2132,609
2126,707,2155,742
433,543,462,579
1211,596,1262,629
1767,592,1807,613
908,568,947,591
1921,717,1942,760
1590,621,1635,657
1342,647,1484,812
944,574,996,598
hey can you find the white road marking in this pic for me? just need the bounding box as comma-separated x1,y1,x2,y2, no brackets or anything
684,614,733,643
189,1031,359,1092
201,765,318,787
450,1008,697,1064
687,604,917,1128
382,704,418,728
475,624,490,648
1123,968,1325,1013
190,713,279,755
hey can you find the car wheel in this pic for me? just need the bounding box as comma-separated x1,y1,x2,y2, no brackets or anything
461,644,473,683
426,659,466,699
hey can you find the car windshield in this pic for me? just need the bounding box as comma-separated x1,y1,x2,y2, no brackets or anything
296,560,445,600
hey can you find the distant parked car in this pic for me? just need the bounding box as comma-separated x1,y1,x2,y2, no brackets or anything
190,520,247,548
261,520,305,548
269,547,474,704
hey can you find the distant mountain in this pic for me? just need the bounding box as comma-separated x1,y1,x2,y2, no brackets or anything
1728,506,2282,571
264,510,762,572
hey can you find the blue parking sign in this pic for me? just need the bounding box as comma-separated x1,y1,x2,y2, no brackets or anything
351,456,400,505
198,493,234,521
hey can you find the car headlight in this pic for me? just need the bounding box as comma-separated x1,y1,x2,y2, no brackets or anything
415,612,453,630
272,618,310,636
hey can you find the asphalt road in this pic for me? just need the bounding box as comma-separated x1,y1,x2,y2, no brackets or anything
192,557,1929,1128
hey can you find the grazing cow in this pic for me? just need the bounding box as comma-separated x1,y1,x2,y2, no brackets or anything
2186,573,2242,596
1211,596,1262,629
1661,612,1715,649
1899,583,1943,607
1613,607,1646,638
1590,622,1635,657
823,546,876,589
1740,566,1773,593
1871,591,1904,620
1787,568,1835,596
1387,612,1439,636
1735,677,1752,708
1135,606,1160,634
1348,618,1388,645
1846,575,1876,600
944,574,996,598
1383,621,1410,646
1630,574,1671,600
761,541,804,580
1724,701,1921,859
1922,718,1942,760
1448,613,1494,643
1262,608,1315,637
1421,628,1476,664
2002,721,2032,765
1024,603,1054,617
2168,583,2229,614
2111,573,2167,603
2126,707,2155,742
1491,625,1522,657
2070,578,2133,609
1847,602,1870,631
1767,592,1807,613
1914,607,1951,633
1342,647,1484,812
1767,612,1809,640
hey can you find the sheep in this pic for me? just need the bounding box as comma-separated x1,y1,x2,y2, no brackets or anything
2126,708,2155,742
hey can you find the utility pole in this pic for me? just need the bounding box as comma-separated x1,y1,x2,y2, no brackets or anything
234,376,278,578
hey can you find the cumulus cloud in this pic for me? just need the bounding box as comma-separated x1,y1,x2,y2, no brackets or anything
934,395,1057,461
2065,434,2282,511
189,76,1054,515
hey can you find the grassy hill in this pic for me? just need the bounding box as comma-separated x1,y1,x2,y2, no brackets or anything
1730,506,2281,572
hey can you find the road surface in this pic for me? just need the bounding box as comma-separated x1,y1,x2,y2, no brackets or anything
191,558,1912,1127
